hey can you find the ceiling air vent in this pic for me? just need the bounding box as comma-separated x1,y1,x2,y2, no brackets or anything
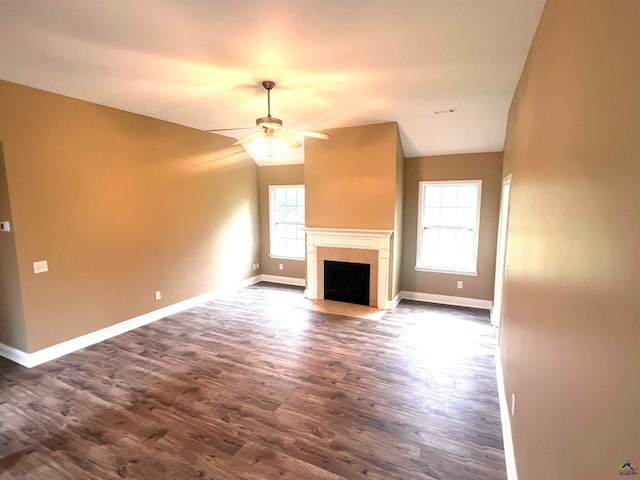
434,108,457,115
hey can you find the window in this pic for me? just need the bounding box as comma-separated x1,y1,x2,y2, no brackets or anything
416,180,482,275
269,185,305,259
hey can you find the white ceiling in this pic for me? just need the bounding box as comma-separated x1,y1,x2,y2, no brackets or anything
0,0,545,165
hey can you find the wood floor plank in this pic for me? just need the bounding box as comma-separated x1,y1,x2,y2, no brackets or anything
0,283,506,479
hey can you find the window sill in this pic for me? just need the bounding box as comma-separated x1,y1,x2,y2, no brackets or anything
269,255,306,262
414,266,478,276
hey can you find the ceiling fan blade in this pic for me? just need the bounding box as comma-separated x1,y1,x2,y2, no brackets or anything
206,127,258,132
233,131,265,146
283,127,330,140
277,132,303,149
210,82,328,145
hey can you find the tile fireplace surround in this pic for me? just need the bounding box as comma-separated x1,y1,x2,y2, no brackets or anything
303,228,394,309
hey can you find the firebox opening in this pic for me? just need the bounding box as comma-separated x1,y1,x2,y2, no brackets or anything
324,260,370,306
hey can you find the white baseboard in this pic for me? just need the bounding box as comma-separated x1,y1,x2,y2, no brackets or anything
384,292,402,309
399,290,492,310
1,278,493,368
0,342,31,366
260,274,306,287
0,275,262,369
495,349,518,480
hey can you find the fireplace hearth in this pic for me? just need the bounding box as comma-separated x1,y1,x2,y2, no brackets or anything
324,260,370,306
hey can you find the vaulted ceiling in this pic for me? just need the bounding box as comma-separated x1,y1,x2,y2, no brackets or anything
0,0,545,165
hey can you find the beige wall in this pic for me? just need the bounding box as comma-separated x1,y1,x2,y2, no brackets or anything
500,1,640,479
391,134,405,299
0,80,259,353
0,146,28,351
401,152,502,300
258,164,306,279
305,122,398,230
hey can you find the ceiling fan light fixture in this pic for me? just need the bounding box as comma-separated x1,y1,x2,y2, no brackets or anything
252,133,289,159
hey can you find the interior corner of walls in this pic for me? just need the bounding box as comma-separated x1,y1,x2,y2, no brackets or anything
0,342,32,367
0,146,30,354
388,292,402,309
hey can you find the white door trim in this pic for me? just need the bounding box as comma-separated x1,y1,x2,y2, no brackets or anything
492,174,512,331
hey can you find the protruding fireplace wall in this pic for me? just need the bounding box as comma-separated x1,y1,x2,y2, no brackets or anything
305,122,404,304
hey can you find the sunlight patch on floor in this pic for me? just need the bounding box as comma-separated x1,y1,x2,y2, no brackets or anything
290,297,385,320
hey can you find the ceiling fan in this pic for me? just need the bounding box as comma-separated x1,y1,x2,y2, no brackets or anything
207,81,329,157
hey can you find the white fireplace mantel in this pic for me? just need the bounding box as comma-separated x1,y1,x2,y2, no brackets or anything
303,228,394,309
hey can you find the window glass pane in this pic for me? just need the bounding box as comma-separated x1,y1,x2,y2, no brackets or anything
275,189,286,208
286,238,299,254
270,186,305,258
441,186,458,206
458,184,478,207
440,207,457,227
457,207,475,228
286,188,297,205
417,181,480,272
273,238,286,255
424,185,442,206
422,228,439,247
284,206,295,222
440,228,456,243
424,207,441,225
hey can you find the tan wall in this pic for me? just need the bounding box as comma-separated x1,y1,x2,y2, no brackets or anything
401,152,502,300
0,80,260,353
305,122,398,230
258,164,306,279
391,134,405,299
0,146,28,351
500,1,640,479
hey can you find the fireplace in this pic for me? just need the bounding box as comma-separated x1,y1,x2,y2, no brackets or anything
324,260,370,306
303,228,393,309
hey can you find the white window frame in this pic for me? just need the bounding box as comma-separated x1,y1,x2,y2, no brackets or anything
269,185,306,261
415,180,482,276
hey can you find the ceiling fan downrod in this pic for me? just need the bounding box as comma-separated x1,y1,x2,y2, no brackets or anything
256,81,282,129
263,80,275,118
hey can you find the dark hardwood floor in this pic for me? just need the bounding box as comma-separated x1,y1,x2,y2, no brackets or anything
0,282,506,479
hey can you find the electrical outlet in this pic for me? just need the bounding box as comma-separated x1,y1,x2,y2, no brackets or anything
252,264,256,270
279,264,284,271
155,291,162,300
0,221,10,232
511,393,516,416
457,281,463,289
256,263,259,269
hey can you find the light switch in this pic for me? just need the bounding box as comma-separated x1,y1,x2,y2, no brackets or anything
0,221,10,232
33,260,48,274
